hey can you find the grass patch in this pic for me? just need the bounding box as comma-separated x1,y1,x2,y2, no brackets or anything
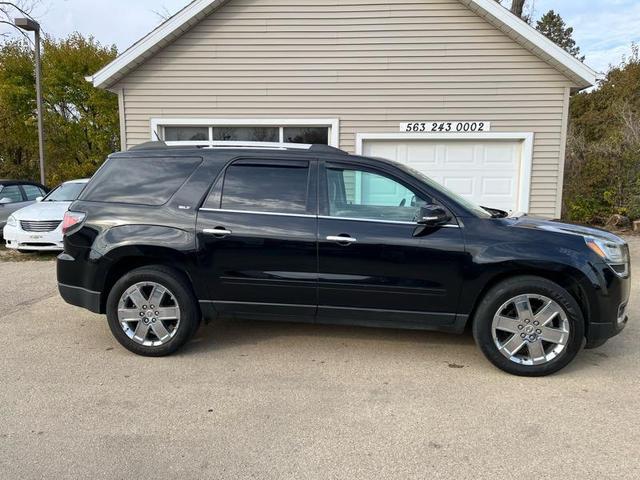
0,242,58,262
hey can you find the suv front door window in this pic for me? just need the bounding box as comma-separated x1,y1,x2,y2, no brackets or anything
326,167,429,223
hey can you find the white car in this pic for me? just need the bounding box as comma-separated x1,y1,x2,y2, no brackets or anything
3,179,90,252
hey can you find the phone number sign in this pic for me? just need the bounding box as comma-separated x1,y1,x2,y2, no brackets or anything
401,121,491,133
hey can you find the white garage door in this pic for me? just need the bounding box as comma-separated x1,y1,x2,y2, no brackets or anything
363,139,526,213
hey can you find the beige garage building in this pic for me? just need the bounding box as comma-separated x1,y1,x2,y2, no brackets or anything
90,0,596,218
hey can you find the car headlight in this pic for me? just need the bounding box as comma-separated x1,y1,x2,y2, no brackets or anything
585,236,630,277
6,215,17,227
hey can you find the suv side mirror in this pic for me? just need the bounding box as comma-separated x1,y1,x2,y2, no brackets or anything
36,196,44,202
417,205,452,227
0,197,12,205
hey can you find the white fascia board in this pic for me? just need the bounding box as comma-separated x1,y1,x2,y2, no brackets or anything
464,0,597,87
92,0,227,89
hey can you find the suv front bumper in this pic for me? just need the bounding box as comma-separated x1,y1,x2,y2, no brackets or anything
585,266,631,349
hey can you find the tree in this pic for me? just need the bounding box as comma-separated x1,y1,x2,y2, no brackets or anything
510,0,525,18
536,10,585,61
0,33,120,185
494,0,532,23
563,44,640,223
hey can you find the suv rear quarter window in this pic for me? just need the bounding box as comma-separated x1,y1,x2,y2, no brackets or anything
80,156,202,206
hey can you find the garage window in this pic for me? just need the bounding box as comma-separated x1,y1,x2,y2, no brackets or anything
161,124,330,146
164,127,208,142
212,127,279,142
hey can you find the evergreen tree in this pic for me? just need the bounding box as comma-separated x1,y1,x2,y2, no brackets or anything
536,10,585,61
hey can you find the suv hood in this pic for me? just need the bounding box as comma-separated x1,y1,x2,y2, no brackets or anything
509,216,626,244
12,201,72,221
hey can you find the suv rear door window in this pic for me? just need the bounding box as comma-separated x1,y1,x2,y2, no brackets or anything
220,161,310,214
80,156,202,206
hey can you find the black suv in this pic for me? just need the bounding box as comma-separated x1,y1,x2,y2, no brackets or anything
57,143,631,376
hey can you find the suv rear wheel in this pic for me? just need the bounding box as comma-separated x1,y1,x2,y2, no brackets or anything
472,276,585,376
106,266,200,356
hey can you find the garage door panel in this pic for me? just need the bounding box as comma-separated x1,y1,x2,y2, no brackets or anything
482,177,515,196
443,177,474,196
484,143,519,167
444,143,477,166
407,143,437,166
364,138,524,212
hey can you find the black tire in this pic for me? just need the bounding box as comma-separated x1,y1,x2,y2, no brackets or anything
472,276,585,377
106,265,201,356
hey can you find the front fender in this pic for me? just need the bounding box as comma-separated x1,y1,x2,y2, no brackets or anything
460,240,606,324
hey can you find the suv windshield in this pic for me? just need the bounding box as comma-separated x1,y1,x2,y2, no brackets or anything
395,163,493,218
44,183,86,202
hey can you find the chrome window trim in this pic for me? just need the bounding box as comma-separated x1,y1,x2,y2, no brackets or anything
320,215,460,228
318,215,413,226
199,208,316,219
198,208,459,228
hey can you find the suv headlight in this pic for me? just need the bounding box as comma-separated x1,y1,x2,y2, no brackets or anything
585,236,630,277
6,215,17,227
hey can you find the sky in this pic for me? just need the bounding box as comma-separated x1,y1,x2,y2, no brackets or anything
2,0,639,75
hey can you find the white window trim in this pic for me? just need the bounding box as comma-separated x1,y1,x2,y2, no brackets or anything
151,118,340,148
355,132,534,213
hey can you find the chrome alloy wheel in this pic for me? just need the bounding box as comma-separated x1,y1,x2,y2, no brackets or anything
117,282,181,347
491,294,570,366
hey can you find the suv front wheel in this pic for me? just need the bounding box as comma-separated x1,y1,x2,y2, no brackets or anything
106,266,201,356
473,276,585,376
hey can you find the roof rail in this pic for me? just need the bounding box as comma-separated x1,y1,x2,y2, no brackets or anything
204,141,312,150
126,141,350,154
129,140,168,151
203,142,349,154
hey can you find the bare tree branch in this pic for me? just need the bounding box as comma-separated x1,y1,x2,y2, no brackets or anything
0,1,37,21
0,1,45,39
0,18,34,44
152,5,173,22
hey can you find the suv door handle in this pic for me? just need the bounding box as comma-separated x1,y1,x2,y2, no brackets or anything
204,227,232,238
327,235,357,245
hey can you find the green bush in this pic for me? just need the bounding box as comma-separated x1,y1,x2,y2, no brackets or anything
563,44,640,225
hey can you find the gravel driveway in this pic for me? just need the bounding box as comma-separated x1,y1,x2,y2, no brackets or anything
1,238,639,479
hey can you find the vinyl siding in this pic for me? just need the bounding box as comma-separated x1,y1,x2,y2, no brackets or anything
115,0,575,218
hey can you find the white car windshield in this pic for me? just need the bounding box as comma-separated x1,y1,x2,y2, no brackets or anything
44,183,86,202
